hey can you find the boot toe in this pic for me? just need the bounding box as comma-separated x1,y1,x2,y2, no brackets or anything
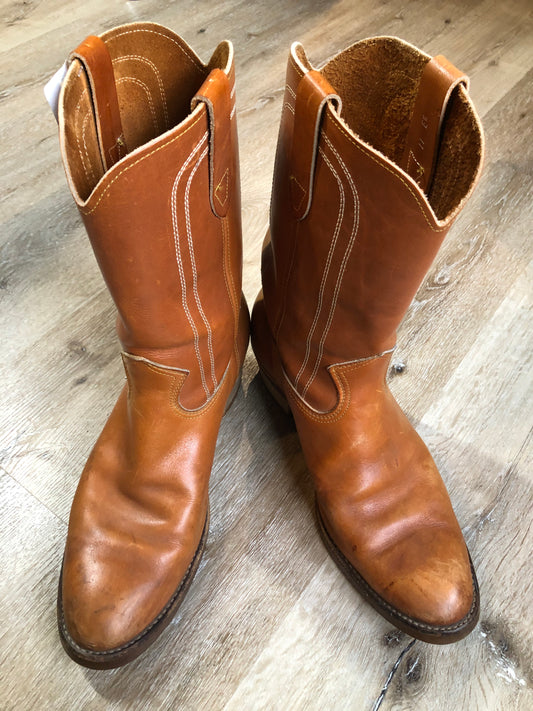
59,565,164,655
381,555,477,630
58,512,209,667
317,503,479,641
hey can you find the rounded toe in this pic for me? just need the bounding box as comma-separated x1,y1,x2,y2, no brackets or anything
382,554,479,636
317,503,479,642
59,568,153,657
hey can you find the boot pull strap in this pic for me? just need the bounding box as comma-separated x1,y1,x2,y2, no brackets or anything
192,69,232,219
290,70,342,220
69,35,127,172
401,55,469,194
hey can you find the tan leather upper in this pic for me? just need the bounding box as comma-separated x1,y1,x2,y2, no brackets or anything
263,38,483,413
59,23,248,653
253,37,483,631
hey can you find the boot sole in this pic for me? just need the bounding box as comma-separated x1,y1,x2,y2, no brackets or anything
258,367,480,644
57,370,242,669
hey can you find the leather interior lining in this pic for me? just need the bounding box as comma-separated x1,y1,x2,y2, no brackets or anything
321,37,483,220
61,23,231,201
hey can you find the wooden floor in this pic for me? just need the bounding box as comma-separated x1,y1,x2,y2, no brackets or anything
1,0,532,709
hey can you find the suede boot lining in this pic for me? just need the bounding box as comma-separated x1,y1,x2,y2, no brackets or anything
321,37,483,221
61,26,228,201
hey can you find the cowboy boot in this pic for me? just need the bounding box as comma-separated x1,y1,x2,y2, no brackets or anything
55,22,248,668
251,37,484,643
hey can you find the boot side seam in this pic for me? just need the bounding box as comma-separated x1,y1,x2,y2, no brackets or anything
221,218,241,362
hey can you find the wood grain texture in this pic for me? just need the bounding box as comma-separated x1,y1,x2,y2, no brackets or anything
1,0,532,709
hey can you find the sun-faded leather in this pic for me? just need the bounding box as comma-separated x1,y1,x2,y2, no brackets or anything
57,22,248,667
252,37,484,642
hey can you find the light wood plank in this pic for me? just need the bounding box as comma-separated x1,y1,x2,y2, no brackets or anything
1,0,532,709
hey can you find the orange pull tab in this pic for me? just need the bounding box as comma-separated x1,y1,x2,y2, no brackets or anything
69,35,127,171
290,70,341,220
192,69,232,218
401,55,469,193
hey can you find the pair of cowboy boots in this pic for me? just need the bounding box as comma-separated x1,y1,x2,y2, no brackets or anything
53,22,484,668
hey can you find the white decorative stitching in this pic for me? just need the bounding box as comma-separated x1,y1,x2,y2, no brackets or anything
116,76,158,133
301,133,360,398
284,102,295,115
80,108,96,183
171,132,210,398
184,143,218,391
229,82,236,117
114,54,169,129
294,146,345,389
285,84,296,99
74,91,94,183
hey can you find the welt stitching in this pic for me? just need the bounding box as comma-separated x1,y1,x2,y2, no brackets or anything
319,507,478,631
58,522,205,658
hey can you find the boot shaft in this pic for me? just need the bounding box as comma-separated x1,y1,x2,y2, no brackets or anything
263,38,484,411
59,22,242,409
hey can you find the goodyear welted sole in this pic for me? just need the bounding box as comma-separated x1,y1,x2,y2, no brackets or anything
257,365,480,644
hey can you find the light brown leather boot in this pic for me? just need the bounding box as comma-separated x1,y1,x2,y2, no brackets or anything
55,22,248,668
252,37,484,643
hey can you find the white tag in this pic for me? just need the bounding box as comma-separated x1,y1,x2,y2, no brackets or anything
44,61,68,122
